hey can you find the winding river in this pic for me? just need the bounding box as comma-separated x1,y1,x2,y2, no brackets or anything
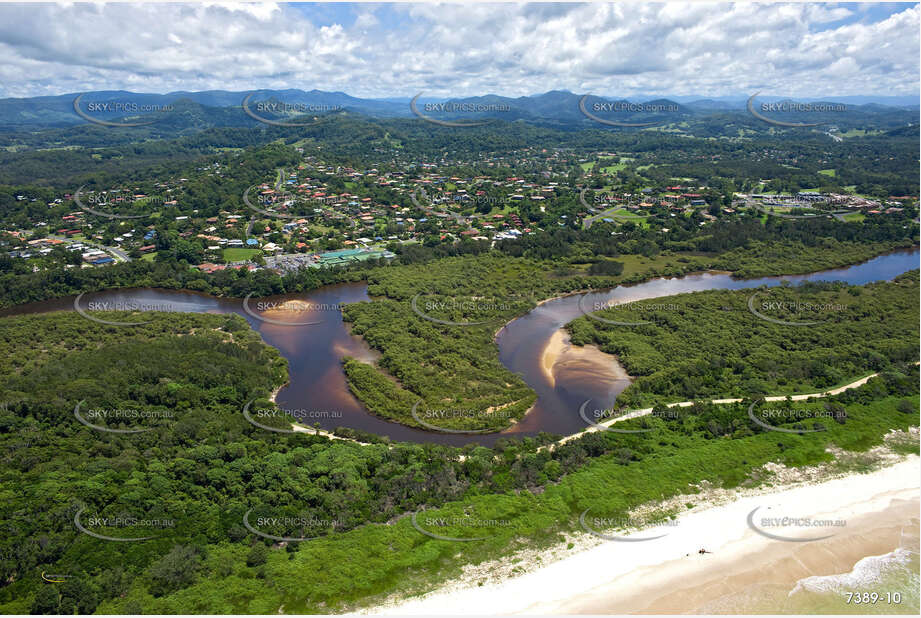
1,248,917,446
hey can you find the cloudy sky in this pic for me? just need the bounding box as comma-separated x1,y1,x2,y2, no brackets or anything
0,2,917,99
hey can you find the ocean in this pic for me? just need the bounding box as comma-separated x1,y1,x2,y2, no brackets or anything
696,523,920,614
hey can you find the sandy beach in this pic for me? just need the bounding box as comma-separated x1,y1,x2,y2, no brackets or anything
363,456,920,615
540,328,632,390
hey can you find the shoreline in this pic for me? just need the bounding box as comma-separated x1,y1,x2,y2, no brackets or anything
491,245,917,437
539,328,632,391
361,453,920,615
0,245,916,316
537,489,919,614
526,243,919,312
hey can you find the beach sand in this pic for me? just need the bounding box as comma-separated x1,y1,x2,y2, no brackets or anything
540,329,631,391
539,494,919,614
364,456,920,615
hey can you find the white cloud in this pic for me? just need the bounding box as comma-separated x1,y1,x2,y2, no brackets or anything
0,2,916,98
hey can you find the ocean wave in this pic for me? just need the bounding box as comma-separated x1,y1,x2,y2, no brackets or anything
789,547,916,596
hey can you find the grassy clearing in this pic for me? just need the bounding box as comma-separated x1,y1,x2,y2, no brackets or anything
222,248,262,262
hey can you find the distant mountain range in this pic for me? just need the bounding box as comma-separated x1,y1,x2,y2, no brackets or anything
0,89,916,129
0,89,916,144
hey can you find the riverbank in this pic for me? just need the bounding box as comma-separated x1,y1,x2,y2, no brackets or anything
525,244,919,311
3,248,917,445
539,328,632,390
361,452,920,615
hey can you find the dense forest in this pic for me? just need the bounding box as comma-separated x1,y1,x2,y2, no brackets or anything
0,310,916,613
568,271,920,408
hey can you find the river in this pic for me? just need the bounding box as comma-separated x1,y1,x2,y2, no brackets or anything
1,248,917,445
